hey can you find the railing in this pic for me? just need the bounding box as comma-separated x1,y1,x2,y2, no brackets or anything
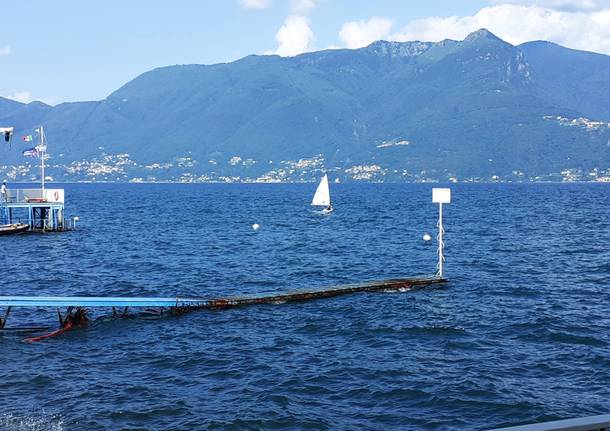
3,188,42,203
488,414,610,431
2,188,64,204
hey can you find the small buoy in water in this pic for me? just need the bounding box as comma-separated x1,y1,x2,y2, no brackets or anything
252,223,260,231
423,233,432,241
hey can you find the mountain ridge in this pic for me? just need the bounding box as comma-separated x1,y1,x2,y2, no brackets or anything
1,29,609,183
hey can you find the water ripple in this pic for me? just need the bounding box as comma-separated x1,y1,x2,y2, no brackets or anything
1,183,609,430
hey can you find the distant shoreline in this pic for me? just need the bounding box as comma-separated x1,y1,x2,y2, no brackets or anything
3,180,608,185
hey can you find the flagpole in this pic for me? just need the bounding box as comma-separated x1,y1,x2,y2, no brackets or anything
40,126,45,195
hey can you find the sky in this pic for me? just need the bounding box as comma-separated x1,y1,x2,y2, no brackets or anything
1,0,610,105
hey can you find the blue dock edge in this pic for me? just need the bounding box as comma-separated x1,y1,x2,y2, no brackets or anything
0,296,209,308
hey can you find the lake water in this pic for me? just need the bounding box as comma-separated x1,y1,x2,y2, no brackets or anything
1,183,609,430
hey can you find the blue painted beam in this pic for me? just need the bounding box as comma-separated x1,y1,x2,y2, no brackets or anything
0,296,209,308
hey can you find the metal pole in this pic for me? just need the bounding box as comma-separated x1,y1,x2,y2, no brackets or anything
41,151,45,195
437,202,445,279
41,151,45,194
40,127,45,195
0,306,11,329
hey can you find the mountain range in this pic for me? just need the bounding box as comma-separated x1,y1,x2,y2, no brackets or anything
1,28,609,183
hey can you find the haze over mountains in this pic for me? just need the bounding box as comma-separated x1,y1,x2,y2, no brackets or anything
1,29,609,183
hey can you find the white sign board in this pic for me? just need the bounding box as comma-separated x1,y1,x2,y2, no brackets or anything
432,188,451,204
45,189,65,203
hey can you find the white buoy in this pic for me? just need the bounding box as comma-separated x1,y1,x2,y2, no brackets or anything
423,233,431,241
252,223,260,231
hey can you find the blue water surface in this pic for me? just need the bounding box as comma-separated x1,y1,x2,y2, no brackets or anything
0,183,609,430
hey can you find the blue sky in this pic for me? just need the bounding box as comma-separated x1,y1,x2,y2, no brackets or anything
1,0,609,104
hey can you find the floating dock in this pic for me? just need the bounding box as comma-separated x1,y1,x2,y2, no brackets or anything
0,277,447,341
0,277,446,309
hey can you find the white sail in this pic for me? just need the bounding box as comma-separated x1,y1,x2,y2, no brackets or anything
311,174,331,206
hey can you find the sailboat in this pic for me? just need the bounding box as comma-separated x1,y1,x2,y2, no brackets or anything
311,174,333,214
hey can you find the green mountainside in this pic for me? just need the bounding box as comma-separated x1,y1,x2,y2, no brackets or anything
1,29,609,182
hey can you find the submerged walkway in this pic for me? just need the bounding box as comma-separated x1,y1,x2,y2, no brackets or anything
0,277,447,341
0,277,446,310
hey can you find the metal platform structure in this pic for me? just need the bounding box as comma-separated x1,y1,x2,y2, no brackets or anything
1,125,74,232
1,188,70,231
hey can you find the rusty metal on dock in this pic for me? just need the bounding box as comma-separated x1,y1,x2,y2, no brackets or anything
181,277,447,311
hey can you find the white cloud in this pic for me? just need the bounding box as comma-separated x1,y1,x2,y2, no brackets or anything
273,15,315,56
291,0,318,14
239,0,272,9
1,91,57,106
266,0,319,57
389,4,610,55
0,45,10,56
490,0,610,11
2,91,33,104
339,17,394,49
